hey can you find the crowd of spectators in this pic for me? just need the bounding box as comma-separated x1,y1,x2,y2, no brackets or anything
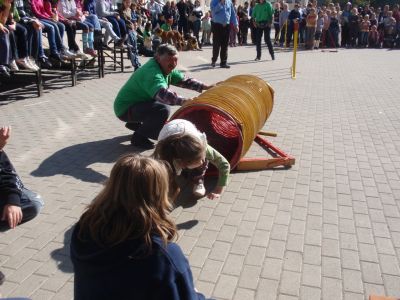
1,0,399,78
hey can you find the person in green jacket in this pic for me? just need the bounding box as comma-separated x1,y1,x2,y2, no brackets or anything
114,44,212,149
154,119,230,200
252,0,275,61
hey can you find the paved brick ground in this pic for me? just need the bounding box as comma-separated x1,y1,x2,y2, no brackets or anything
0,45,400,300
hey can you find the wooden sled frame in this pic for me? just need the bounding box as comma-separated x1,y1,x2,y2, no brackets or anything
235,134,295,171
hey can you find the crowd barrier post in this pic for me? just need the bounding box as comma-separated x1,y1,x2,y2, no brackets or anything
291,21,299,79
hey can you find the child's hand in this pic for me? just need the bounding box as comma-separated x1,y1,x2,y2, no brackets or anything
0,126,11,151
207,186,224,200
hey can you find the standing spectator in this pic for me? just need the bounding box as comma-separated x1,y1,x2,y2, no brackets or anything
252,0,274,61
201,10,211,45
328,10,340,48
190,0,202,47
360,14,370,47
341,2,351,47
146,0,162,27
210,0,238,68
272,1,280,44
368,24,379,48
0,126,44,231
249,0,255,44
176,0,189,35
348,7,359,47
278,2,289,47
305,7,317,50
286,3,300,47
237,1,249,45
228,0,237,47
70,154,208,299
170,1,178,30
314,10,324,49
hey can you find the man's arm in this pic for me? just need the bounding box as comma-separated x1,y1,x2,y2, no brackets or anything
154,87,187,106
174,76,212,92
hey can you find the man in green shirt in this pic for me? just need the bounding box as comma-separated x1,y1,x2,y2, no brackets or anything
114,44,213,149
252,0,275,61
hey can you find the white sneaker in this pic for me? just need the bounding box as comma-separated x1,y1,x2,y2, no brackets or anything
9,60,19,71
74,50,90,60
27,57,40,71
61,49,76,60
16,58,37,71
193,182,206,197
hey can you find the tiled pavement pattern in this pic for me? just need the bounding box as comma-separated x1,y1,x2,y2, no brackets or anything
0,46,400,300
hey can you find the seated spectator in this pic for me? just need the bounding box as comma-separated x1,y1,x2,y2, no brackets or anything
96,0,127,43
113,44,213,149
16,0,53,68
0,0,12,77
53,0,89,59
30,0,77,62
57,0,97,57
0,126,44,231
70,154,207,300
7,0,39,71
83,0,123,48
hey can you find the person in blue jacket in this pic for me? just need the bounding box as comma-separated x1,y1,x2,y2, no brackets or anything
70,154,207,300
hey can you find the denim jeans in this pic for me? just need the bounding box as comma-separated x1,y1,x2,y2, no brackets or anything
105,16,126,38
127,31,140,69
0,31,11,65
40,19,65,55
84,15,101,31
0,188,44,230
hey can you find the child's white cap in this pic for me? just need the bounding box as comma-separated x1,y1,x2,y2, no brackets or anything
158,119,207,144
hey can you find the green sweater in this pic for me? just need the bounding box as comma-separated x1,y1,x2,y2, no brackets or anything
252,2,274,23
206,145,230,187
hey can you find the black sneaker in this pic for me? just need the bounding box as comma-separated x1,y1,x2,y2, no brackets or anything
211,62,216,67
255,57,260,61
271,54,275,60
39,57,52,69
125,122,142,131
131,133,154,150
220,63,230,68
0,65,10,78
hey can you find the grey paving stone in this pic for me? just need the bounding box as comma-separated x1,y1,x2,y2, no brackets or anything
238,265,262,289
222,254,245,276
199,259,224,283
343,269,364,294
283,251,302,272
279,270,301,297
301,264,321,288
322,256,342,279
256,279,278,300
322,277,343,300
300,286,321,300
213,274,238,300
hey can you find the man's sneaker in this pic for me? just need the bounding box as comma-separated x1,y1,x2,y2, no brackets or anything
193,182,206,197
0,65,10,78
131,133,154,150
220,63,231,69
211,61,216,67
9,60,19,71
38,56,53,69
61,49,76,60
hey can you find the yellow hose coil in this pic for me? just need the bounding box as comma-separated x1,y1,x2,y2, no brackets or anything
171,75,274,168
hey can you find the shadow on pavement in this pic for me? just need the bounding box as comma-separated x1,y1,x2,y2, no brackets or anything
51,226,74,273
31,135,143,183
